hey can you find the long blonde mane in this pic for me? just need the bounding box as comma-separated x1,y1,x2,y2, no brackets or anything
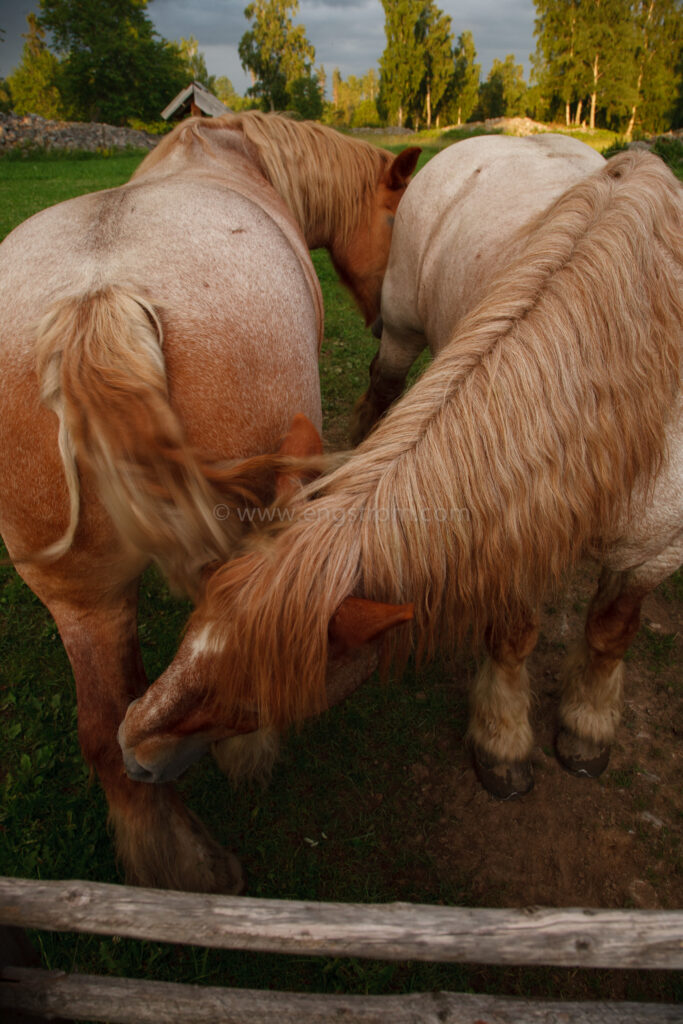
136,111,394,247
198,151,682,728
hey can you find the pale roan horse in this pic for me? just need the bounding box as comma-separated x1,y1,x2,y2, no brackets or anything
118,150,681,809
0,111,418,893
352,133,606,442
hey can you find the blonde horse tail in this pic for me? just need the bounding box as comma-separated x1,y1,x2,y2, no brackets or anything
35,286,272,593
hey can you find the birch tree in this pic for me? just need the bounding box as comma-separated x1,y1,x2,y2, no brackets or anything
239,0,316,111
416,0,454,127
626,0,682,136
378,0,424,127
447,30,481,125
532,0,582,124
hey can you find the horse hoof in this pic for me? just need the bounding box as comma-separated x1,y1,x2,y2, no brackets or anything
472,747,534,800
555,728,610,778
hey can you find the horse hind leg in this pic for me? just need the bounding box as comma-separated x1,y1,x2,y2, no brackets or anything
350,325,426,445
556,567,650,777
467,611,539,800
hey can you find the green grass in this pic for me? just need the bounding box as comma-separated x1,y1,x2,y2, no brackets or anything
0,150,146,239
652,136,683,178
354,122,620,154
0,140,681,1014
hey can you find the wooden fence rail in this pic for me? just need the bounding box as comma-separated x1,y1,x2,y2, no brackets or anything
1,876,681,1024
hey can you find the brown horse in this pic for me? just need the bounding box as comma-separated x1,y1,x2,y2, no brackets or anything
119,151,681,808
0,112,418,892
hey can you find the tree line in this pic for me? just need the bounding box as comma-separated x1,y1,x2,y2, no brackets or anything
1,0,680,136
368,0,681,135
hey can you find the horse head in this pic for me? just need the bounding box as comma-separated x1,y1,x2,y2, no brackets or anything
331,146,421,326
117,413,413,783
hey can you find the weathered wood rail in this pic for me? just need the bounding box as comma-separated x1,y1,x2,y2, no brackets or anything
1,876,681,1023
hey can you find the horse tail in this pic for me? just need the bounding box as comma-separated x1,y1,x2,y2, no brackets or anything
35,285,278,593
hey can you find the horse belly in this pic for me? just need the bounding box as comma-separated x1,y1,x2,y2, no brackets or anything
601,402,683,582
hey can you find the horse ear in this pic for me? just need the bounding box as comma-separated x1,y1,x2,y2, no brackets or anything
329,596,413,651
384,147,421,191
276,413,324,500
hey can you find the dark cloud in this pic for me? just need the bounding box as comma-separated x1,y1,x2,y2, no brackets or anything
0,0,36,77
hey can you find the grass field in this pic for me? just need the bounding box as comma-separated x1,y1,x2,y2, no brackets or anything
0,134,681,1014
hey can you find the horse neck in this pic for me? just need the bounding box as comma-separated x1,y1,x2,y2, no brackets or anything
292,165,362,251
239,118,387,252
134,115,384,255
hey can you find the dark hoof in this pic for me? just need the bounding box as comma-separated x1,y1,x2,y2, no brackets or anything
555,728,610,778
472,747,534,800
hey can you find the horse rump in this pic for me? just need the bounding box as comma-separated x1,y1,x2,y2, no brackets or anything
34,285,278,593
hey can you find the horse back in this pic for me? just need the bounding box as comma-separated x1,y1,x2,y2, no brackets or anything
383,134,605,351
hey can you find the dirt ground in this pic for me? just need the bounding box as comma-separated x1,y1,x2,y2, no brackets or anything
378,565,682,915
417,569,679,913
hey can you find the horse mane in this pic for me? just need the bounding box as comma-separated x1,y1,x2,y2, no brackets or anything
195,150,682,729
135,111,393,247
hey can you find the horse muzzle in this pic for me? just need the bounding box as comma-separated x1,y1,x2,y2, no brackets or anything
117,711,210,784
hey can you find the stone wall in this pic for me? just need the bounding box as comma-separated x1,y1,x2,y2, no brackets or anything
0,112,158,154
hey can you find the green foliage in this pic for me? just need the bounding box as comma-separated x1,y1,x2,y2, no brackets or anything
327,68,380,127
37,0,188,125
126,118,173,136
7,14,63,119
652,135,683,177
178,36,215,91
288,73,324,119
629,0,683,136
532,0,682,133
575,0,639,129
239,0,317,112
0,78,13,113
214,75,255,112
378,0,425,126
443,30,481,126
532,0,584,123
378,3,489,130
416,0,454,127
351,98,382,128
478,55,528,119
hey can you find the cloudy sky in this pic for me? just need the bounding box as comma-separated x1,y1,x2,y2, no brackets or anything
0,0,537,95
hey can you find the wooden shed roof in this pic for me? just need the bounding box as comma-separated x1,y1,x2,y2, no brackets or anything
161,82,230,120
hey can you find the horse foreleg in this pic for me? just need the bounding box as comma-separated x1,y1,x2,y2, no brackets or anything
47,590,243,893
467,613,539,799
350,325,426,445
556,567,648,778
